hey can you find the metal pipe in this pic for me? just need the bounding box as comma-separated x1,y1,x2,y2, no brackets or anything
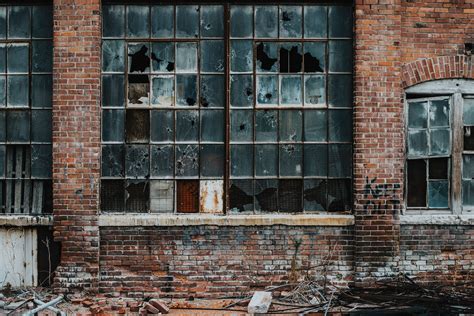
32,299,66,316
22,295,64,316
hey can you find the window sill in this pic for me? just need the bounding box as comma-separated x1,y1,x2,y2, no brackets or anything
0,215,53,227
98,213,354,227
400,214,474,225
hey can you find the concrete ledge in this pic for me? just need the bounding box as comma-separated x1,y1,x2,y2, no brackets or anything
0,215,53,227
99,214,354,227
400,215,474,225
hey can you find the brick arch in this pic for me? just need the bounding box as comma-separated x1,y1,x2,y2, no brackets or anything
402,55,474,88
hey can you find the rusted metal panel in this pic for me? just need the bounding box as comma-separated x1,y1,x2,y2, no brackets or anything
200,180,224,214
177,180,199,213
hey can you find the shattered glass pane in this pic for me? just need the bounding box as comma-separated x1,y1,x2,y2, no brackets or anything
304,179,326,211
32,75,52,108
255,110,278,142
200,144,224,177
8,6,30,39
151,5,174,38
176,5,199,38
231,40,253,73
280,43,302,73
176,110,198,142
201,40,225,73
280,76,302,105
176,42,197,72
429,157,448,179
151,76,174,106
176,75,197,106
328,144,352,178
0,8,5,39
175,144,199,177
201,110,224,142
0,44,5,72
7,44,28,73
127,5,150,38
279,144,303,176
304,6,327,38
464,126,474,151
32,40,52,73
304,42,325,73
31,145,52,178
103,5,125,38
463,155,474,179
255,179,278,212
328,110,352,142
304,75,325,106
230,110,253,142
463,98,474,125
230,75,253,107
304,144,327,177
229,179,254,212
7,111,29,142
304,110,327,141
429,99,449,127
408,130,428,157
256,75,278,105
279,180,303,212
151,42,174,73
102,75,125,107
408,101,428,128
101,180,125,212
327,179,351,211
428,180,449,208
201,75,225,108
128,43,150,73
328,75,352,108
280,110,302,141
462,179,474,206
231,145,253,177
31,110,52,143
102,40,125,73
255,144,277,177
102,145,124,177
230,6,253,38
177,180,199,212
102,109,125,142
255,6,278,38
407,159,427,207
7,76,28,107
329,6,353,38
125,145,149,178
150,180,174,213
201,6,224,37
279,6,302,38
150,110,173,142
150,145,174,178
328,40,353,73
256,42,278,72
430,128,450,156
125,180,149,212
125,109,149,143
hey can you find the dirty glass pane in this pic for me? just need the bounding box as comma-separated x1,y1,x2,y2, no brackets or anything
151,42,174,73
463,98,474,125
304,6,327,38
429,157,448,179
229,179,254,212
304,75,325,106
231,40,253,73
328,144,352,178
329,6,352,38
7,111,29,142
304,144,327,177
176,110,198,142
125,109,149,143
151,110,173,142
151,76,174,106
150,180,174,212
0,111,5,141
280,144,303,176
464,126,474,151
303,42,325,73
231,145,253,177
328,110,352,142
31,110,52,143
428,180,448,208
430,129,450,156
32,41,52,73
279,180,303,212
103,5,125,38
255,6,278,38
8,6,30,39
255,144,277,177
230,6,253,38
0,145,4,177
201,75,224,108
175,144,199,177
328,40,352,73
176,42,197,72
176,75,197,106
31,76,52,107
31,145,52,178
201,6,224,38
7,76,28,107
200,144,224,177
279,6,302,38
462,180,474,206
201,40,225,73
429,99,449,127
0,76,5,106
102,40,125,72
151,6,174,38
256,75,278,105
327,179,351,211
0,8,5,39
407,159,426,207
463,155,474,179
256,110,278,142
256,42,278,72
176,5,199,38
230,110,253,142
102,75,125,107
280,110,302,141
408,101,428,128
230,75,253,107
128,43,150,73
102,109,124,142
408,130,428,157
102,145,124,177
127,5,150,38
255,179,278,212
101,180,125,212
0,44,5,73
125,180,149,212
304,179,326,211
280,43,302,73
128,75,149,106
328,75,352,108
280,76,302,105
150,145,174,178
125,145,149,178
7,44,28,73
201,110,224,142
304,110,327,141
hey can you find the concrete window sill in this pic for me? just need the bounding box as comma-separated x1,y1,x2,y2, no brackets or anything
0,215,53,226
400,214,474,225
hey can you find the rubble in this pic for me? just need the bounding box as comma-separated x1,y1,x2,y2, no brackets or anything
247,291,272,314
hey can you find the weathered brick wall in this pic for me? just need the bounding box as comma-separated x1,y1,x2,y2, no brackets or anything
99,226,354,298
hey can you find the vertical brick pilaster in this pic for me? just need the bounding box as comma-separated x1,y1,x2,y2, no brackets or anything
353,0,403,285
52,0,101,293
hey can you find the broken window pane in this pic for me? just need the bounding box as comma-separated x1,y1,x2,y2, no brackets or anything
256,75,278,105
176,110,198,142
101,180,125,212
328,75,352,108
151,76,174,106
230,110,253,142
32,75,52,108
125,180,149,212
304,75,325,106
151,5,173,38
127,5,150,38
103,5,125,38
279,179,303,212
175,144,199,177
327,179,351,211
201,110,224,142
255,144,277,177
304,144,327,177
463,155,474,179
150,110,173,142
102,109,125,142
428,180,448,208
430,129,450,156
201,75,225,108
229,179,254,212
128,43,150,73
255,179,278,212
465,126,474,151
128,75,149,106
329,6,352,38
329,40,352,73
304,6,327,38
407,159,426,207
408,130,428,157
31,145,52,178
102,145,124,177
255,110,278,142
328,110,352,142
176,75,197,106
231,145,253,177
280,110,302,141
8,6,30,39
280,43,302,73
280,76,302,105
7,76,28,107
463,98,474,125
279,6,302,39
255,6,278,38
231,40,253,73
304,179,326,211
31,110,52,143
150,145,174,178
151,42,174,73
201,6,224,38
304,110,327,141
102,40,125,73
304,42,325,73
429,157,448,179
7,44,28,73
230,6,253,38
230,75,253,107
462,179,474,206
177,180,199,212
125,145,149,178
201,145,224,177
201,40,225,73
429,99,449,127
32,41,52,73
7,111,29,142
176,5,199,38
102,75,125,108
256,42,278,72
328,144,352,178
280,144,303,176
150,180,173,213
125,109,149,143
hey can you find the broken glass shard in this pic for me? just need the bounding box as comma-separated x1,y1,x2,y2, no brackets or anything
201,40,225,73
329,6,353,38
255,6,278,38
430,128,450,156
408,130,428,157
150,145,174,178
151,110,173,142
127,5,150,38
328,144,352,178
279,144,303,177
176,75,197,106
280,110,302,141
328,109,352,142
151,42,174,72
125,109,149,143
279,180,303,212
280,43,302,73
201,110,224,142
125,145,149,178
304,6,327,38
256,75,278,105
230,75,253,107
128,43,150,73
256,42,278,72
102,75,125,107
329,40,352,73
407,159,426,207
102,40,125,72
200,144,224,178
9,6,30,39
428,180,448,208
101,180,125,212
327,179,351,211
8,44,29,73
176,42,197,72
125,180,149,212
429,157,448,180
102,109,125,142
328,75,352,108
304,179,326,211
255,144,277,177
304,75,325,106
255,110,277,142
201,5,224,37
128,75,150,106
103,5,125,38
231,144,253,177
32,40,52,73
7,111,29,142
176,110,199,142
304,110,327,141
201,75,225,108
31,145,52,178
150,180,174,213
230,6,253,38
255,179,278,212
151,5,174,38
463,98,474,125
31,110,52,143
230,110,253,142
231,40,253,73
176,145,199,177
151,76,174,106
176,5,199,38
101,145,124,177
304,42,325,72
304,144,327,177
279,6,302,38
229,180,254,212
7,76,28,107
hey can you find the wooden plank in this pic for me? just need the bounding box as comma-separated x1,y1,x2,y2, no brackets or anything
5,179,11,214
32,181,44,214
14,146,24,214
23,180,31,214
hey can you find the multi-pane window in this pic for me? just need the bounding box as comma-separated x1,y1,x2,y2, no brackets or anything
0,5,53,214
101,3,353,213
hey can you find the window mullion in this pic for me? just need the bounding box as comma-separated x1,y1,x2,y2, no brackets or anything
451,92,463,214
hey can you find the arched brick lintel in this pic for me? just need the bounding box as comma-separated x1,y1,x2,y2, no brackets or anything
402,55,474,88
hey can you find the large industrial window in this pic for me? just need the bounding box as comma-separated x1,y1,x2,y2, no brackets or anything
101,3,353,213
0,5,53,215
